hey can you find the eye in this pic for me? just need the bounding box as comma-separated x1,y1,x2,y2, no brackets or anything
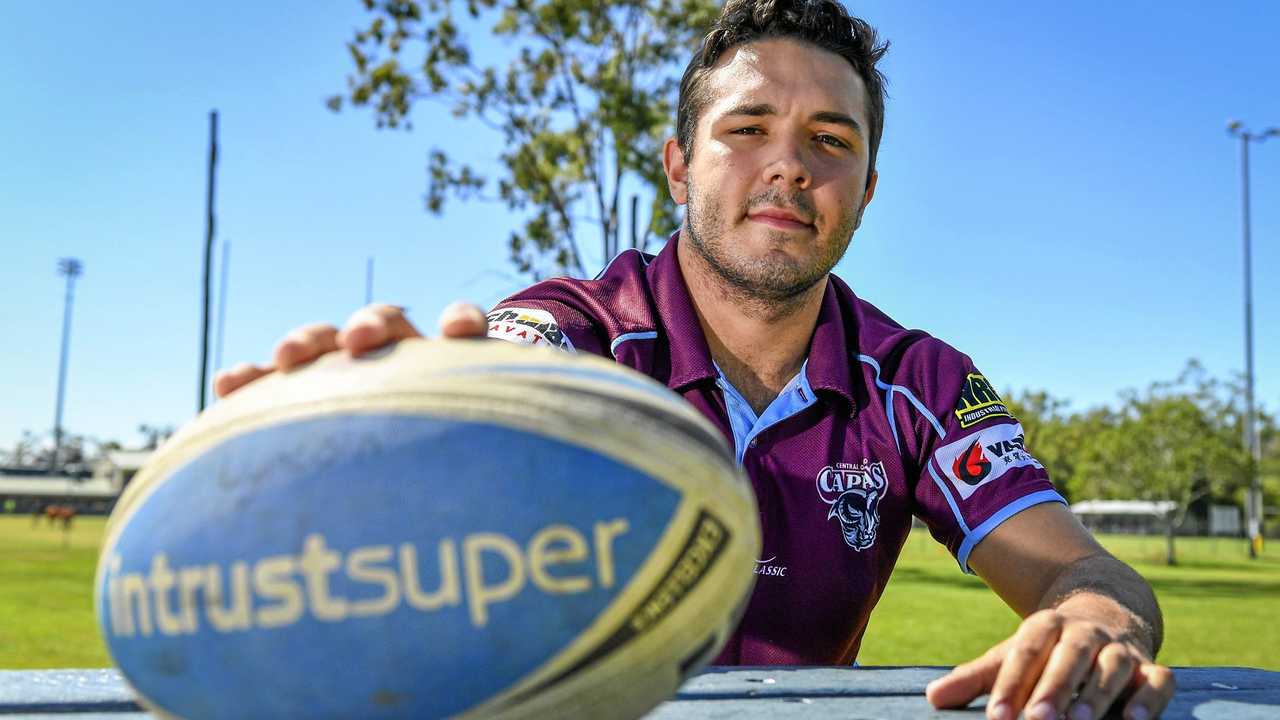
816,134,850,149
731,126,764,135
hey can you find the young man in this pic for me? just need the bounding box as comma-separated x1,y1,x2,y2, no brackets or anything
218,1,1174,718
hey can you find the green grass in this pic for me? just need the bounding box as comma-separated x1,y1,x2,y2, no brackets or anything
0,515,110,668
1,517,1276,669
859,530,1280,670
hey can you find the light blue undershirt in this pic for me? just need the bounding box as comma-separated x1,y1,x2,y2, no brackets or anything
714,360,818,464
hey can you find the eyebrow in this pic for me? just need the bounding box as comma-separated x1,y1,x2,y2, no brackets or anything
721,103,864,138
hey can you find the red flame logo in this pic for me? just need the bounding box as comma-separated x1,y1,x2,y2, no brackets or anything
952,441,992,485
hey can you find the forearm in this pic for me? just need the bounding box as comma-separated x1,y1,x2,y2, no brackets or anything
1038,553,1163,657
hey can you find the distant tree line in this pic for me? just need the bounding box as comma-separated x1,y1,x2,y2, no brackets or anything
2,424,174,471
1008,360,1278,564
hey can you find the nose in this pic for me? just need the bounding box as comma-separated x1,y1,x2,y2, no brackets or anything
761,136,811,190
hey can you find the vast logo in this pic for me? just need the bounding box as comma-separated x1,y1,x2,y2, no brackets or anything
486,308,575,351
934,423,1043,500
954,373,1011,428
815,460,887,551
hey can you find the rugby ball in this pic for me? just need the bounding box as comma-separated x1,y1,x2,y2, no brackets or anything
95,339,759,719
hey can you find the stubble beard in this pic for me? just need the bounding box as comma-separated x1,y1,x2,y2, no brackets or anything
684,177,859,318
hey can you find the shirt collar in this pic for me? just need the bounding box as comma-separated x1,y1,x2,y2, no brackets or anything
648,230,860,409
805,275,859,409
648,232,719,390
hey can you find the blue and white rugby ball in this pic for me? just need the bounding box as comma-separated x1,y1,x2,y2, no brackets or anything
95,339,759,719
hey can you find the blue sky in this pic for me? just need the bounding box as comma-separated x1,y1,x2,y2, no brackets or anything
2,1,1278,453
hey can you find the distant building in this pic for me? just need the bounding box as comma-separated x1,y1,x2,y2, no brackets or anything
1071,500,1176,535
0,450,152,515
0,472,119,515
94,450,152,494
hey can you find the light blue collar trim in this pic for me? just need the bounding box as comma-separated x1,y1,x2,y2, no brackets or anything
714,359,817,464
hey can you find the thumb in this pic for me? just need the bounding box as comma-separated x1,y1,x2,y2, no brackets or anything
926,641,1008,709
438,302,488,338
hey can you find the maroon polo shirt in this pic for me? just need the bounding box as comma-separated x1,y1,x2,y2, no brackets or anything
486,234,1064,665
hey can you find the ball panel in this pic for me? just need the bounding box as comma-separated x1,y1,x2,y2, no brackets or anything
100,414,682,719
96,339,761,720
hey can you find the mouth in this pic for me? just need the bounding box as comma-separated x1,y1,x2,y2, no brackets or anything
747,209,814,232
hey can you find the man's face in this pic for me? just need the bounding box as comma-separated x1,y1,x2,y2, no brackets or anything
665,38,877,303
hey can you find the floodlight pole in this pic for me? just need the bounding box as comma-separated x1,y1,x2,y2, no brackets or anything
1228,121,1277,558
214,239,230,373
51,258,83,474
199,110,219,413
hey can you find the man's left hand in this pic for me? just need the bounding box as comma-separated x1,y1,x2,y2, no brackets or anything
925,608,1174,720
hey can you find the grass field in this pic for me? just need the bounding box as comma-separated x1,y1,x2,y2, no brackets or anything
859,529,1280,669
1,516,1277,670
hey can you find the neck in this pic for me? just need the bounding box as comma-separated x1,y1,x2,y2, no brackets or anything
677,234,826,414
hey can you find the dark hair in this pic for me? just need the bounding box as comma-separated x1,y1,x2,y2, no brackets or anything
676,0,889,178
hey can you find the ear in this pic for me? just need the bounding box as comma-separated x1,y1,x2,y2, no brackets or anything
853,170,878,230
663,137,689,206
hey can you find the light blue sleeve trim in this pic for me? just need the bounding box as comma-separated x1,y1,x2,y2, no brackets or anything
926,462,971,537
884,385,900,455
609,331,658,356
955,489,1068,575
855,354,947,442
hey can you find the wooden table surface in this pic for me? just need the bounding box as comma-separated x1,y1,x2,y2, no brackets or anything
2,666,1277,719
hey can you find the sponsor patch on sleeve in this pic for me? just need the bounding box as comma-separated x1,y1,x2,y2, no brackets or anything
933,423,1043,500
953,372,1012,428
486,307,576,352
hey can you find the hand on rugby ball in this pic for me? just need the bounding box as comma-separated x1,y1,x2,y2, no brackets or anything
213,302,487,399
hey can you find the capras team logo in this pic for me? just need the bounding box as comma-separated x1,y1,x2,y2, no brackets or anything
815,460,887,552
934,423,1043,500
954,373,1012,428
486,307,575,351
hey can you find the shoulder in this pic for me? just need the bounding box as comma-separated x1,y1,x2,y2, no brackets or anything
837,280,970,388
488,249,659,356
837,280,993,432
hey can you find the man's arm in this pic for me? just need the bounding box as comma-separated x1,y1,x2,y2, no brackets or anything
925,503,1175,720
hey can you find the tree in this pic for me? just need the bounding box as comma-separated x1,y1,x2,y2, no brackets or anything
138,424,175,451
1071,362,1251,565
330,0,719,279
1007,389,1084,502
4,430,41,467
1261,415,1279,538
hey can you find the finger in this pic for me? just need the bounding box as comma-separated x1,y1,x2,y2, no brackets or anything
1071,642,1138,720
986,611,1064,720
438,301,488,338
1023,625,1108,720
926,641,1008,709
337,304,423,355
1123,663,1175,720
272,323,340,370
213,362,274,399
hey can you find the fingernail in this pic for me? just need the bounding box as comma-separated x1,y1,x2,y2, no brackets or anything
1070,702,1094,720
987,701,1011,720
441,301,472,315
1026,701,1055,720
1129,705,1149,720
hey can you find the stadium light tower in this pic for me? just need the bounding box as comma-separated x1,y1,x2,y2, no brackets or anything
50,257,84,473
1227,120,1278,559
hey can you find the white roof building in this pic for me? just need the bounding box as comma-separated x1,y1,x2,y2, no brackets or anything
93,449,153,493
0,473,118,499
1070,500,1176,516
